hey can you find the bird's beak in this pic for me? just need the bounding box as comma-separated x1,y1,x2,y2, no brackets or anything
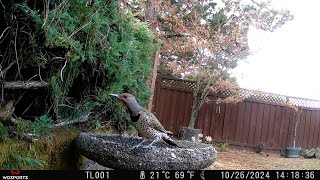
109,94,119,99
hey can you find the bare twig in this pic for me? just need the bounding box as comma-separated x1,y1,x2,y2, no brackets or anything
0,61,15,78
48,0,68,26
1,83,3,102
250,0,275,15
27,74,38,81
21,96,38,115
8,129,38,142
51,56,65,61
54,113,91,127
14,24,21,78
36,54,47,82
68,22,92,39
0,1,5,9
0,26,11,43
10,117,18,124
38,63,44,82
42,0,50,28
58,104,77,109
15,91,26,106
60,59,67,82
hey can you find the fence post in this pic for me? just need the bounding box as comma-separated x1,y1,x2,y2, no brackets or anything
153,75,162,113
147,47,160,111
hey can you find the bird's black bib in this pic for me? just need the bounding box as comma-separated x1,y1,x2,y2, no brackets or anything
130,114,140,122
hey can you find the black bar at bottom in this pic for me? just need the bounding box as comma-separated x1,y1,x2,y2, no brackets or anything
0,170,319,180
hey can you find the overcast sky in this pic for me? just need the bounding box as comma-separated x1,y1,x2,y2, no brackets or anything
231,0,320,100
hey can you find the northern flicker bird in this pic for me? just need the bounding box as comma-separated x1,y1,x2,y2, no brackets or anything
109,93,177,148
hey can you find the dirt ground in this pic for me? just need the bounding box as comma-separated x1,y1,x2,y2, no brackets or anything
207,148,320,170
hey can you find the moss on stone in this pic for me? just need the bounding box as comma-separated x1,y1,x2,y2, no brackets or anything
0,127,82,170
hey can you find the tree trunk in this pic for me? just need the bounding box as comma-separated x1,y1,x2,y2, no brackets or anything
145,0,159,20
292,110,302,147
147,47,160,111
0,100,16,124
189,106,199,128
188,78,201,128
188,77,217,128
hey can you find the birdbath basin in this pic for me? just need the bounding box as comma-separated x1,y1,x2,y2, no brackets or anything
75,132,217,170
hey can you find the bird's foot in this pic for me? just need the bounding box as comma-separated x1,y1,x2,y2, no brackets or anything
130,144,142,150
146,144,156,149
130,140,148,150
131,144,154,150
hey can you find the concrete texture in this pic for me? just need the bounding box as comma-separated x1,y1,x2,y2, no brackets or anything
75,132,217,170
80,157,112,170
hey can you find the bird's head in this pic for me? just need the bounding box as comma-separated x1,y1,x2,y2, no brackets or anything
109,93,136,105
109,93,143,115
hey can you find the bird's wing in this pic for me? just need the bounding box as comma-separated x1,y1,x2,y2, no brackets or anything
140,109,167,133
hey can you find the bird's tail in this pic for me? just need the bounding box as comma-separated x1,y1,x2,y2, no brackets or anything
166,131,173,135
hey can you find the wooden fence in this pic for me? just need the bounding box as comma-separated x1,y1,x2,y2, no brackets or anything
152,76,320,151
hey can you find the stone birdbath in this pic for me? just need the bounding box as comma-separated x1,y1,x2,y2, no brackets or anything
75,132,217,170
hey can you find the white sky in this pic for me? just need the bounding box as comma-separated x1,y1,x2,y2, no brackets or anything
231,0,320,100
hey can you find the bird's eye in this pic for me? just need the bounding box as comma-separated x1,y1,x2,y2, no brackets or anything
123,95,127,98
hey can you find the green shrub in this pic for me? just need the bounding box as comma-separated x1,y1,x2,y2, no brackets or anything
2,0,157,130
0,122,9,142
217,142,229,151
31,114,53,136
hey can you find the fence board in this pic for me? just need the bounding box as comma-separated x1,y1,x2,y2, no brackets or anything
309,111,316,148
261,104,271,144
273,106,283,149
158,89,168,127
175,92,186,133
286,110,294,147
266,105,276,148
278,107,286,147
241,102,252,144
216,104,226,140
315,112,320,146
162,89,172,130
283,108,292,147
204,103,213,136
303,110,312,148
209,103,218,139
168,91,179,132
197,102,206,130
182,93,193,128
228,104,239,141
297,110,306,147
248,103,258,145
235,102,245,143
222,104,232,141
254,103,265,144
153,76,320,150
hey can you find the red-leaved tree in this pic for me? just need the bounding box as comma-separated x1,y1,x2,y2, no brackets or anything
126,0,294,128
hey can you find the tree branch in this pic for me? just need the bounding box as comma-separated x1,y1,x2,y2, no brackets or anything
161,32,188,38
3,81,49,89
0,61,16,78
8,129,38,142
54,113,91,127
